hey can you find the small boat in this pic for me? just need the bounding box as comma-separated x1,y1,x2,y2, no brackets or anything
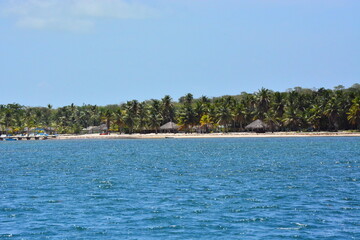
5,138,17,141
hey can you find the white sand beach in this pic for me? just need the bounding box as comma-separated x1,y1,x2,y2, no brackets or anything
56,132,360,140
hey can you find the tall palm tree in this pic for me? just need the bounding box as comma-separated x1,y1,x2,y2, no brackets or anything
199,96,211,105
283,106,302,131
3,108,13,135
148,99,162,133
194,101,206,126
272,92,285,118
254,88,271,120
179,93,194,105
113,108,124,134
324,97,340,131
23,108,35,136
264,110,279,132
347,97,360,129
216,103,233,133
161,95,175,123
87,105,100,126
123,101,139,134
138,102,148,133
177,105,196,132
233,103,246,131
306,104,323,131
177,93,196,132
200,114,213,133
101,109,113,133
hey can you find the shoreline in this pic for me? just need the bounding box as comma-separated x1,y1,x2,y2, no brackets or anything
56,132,360,140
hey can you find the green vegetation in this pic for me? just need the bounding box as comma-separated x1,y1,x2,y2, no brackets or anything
1,84,360,134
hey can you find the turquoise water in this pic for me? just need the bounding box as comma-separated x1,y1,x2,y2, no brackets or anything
1,137,359,239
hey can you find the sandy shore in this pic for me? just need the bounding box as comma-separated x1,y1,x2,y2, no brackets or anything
56,132,360,140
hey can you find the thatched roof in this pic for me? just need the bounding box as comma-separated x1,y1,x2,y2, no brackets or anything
160,121,179,130
245,119,268,130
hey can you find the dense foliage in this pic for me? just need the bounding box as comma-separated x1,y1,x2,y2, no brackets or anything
1,85,360,134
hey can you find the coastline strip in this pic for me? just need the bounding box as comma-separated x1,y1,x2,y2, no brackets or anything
55,132,360,140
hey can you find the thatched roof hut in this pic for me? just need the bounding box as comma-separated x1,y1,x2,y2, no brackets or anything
245,119,268,133
160,122,179,131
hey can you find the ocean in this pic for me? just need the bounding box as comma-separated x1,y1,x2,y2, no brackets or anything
1,137,359,239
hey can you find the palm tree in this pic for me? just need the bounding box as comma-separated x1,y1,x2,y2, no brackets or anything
200,114,213,133
208,104,217,130
42,104,53,132
254,88,271,120
179,93,194,105
177,105,196,132
306,105,323,131
240,93,256,125
123,101,139,134
177,93,196,132
233,103,246,131
22,108,35,136
148,99,162,133
124,112,136,134
216,104,233,132
161,95,175,123
194,101,206,126
113,108,125,134
272,92,285,118
324,97,340,131
347,97,360,129
264,110,279,132
214,96,236,132
283,106,302,131
101,109,113,133
138,102,148,133
89,105,100,126
3,108,13,135
199,96,211,105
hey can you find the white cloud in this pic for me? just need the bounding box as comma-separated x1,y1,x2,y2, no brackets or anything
1,0,157,31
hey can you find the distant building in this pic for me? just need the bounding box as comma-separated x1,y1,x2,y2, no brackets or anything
160,121,180,133
245,119,268,133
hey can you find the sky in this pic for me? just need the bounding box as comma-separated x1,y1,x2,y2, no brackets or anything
0,0,359,107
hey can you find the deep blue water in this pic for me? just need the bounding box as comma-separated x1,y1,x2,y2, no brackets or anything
1,137,359,239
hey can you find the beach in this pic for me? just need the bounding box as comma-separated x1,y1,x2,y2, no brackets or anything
56,131,360,140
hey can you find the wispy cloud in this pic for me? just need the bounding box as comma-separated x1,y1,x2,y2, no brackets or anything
1,0,157,31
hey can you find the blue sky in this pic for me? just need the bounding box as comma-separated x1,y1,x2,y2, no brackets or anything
0,0,359,107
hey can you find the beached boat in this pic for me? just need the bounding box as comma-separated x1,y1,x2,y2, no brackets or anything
5,138,17,141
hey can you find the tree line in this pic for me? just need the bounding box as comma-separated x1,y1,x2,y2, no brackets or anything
1,84,360,134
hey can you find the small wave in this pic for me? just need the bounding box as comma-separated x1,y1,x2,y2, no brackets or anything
96,180,115,189
0,234,14,238
245,198,262,202
72,225,88,231
47,200,61,203
251,205,278,209
0,207,16,212
277,227,299,230
219,194,237,199
234,217,268,223
341,207,357,210
345,177,358,182
147,225,182,230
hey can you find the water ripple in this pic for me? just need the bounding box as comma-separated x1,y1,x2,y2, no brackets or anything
1,137,360,239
